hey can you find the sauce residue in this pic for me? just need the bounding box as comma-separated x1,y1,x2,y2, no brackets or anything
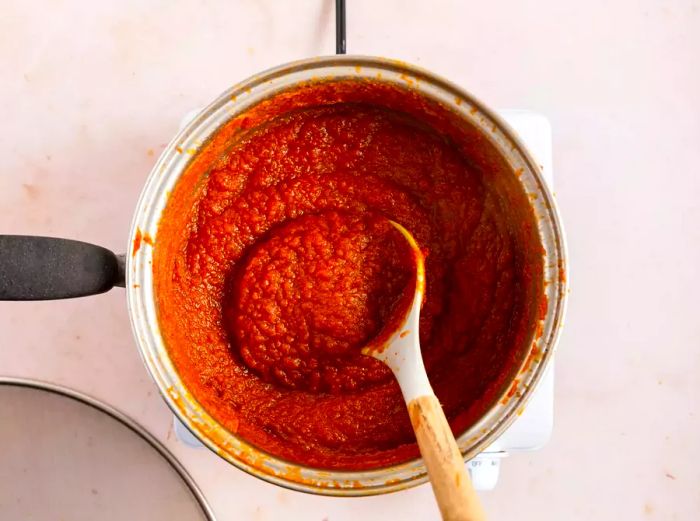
133,228,143,256
133,228,154,256
154,79,544,470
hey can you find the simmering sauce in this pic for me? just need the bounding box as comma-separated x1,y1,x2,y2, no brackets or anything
155,80,544,470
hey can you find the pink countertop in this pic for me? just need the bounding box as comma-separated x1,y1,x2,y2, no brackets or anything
1,1,698,519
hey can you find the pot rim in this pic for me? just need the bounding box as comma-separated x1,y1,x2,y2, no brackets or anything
126,55,568,496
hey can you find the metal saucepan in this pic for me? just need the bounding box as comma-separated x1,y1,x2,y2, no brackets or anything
0,5,567,498
0,55,567,495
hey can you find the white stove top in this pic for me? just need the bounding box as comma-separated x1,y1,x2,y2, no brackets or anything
173,109,556,491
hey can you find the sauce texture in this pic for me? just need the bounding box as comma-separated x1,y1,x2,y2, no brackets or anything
155,80,544,470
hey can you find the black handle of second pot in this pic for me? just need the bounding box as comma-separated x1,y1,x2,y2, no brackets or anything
0,235,125,300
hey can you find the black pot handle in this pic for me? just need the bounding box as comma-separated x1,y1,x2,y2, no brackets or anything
0,235,125,300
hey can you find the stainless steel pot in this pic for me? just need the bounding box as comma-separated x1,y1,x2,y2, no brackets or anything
0,55,567,496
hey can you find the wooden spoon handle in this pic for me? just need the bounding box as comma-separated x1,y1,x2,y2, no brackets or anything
408,395,487,521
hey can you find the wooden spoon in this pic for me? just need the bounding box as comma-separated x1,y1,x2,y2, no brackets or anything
363,221,487,521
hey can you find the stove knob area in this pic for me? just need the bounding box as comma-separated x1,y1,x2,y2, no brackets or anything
467,452,506,491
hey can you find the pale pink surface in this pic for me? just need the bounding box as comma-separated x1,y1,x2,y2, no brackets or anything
1,1,698,519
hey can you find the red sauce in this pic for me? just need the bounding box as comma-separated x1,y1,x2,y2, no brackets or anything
155,80,544,470
231,211,413,393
